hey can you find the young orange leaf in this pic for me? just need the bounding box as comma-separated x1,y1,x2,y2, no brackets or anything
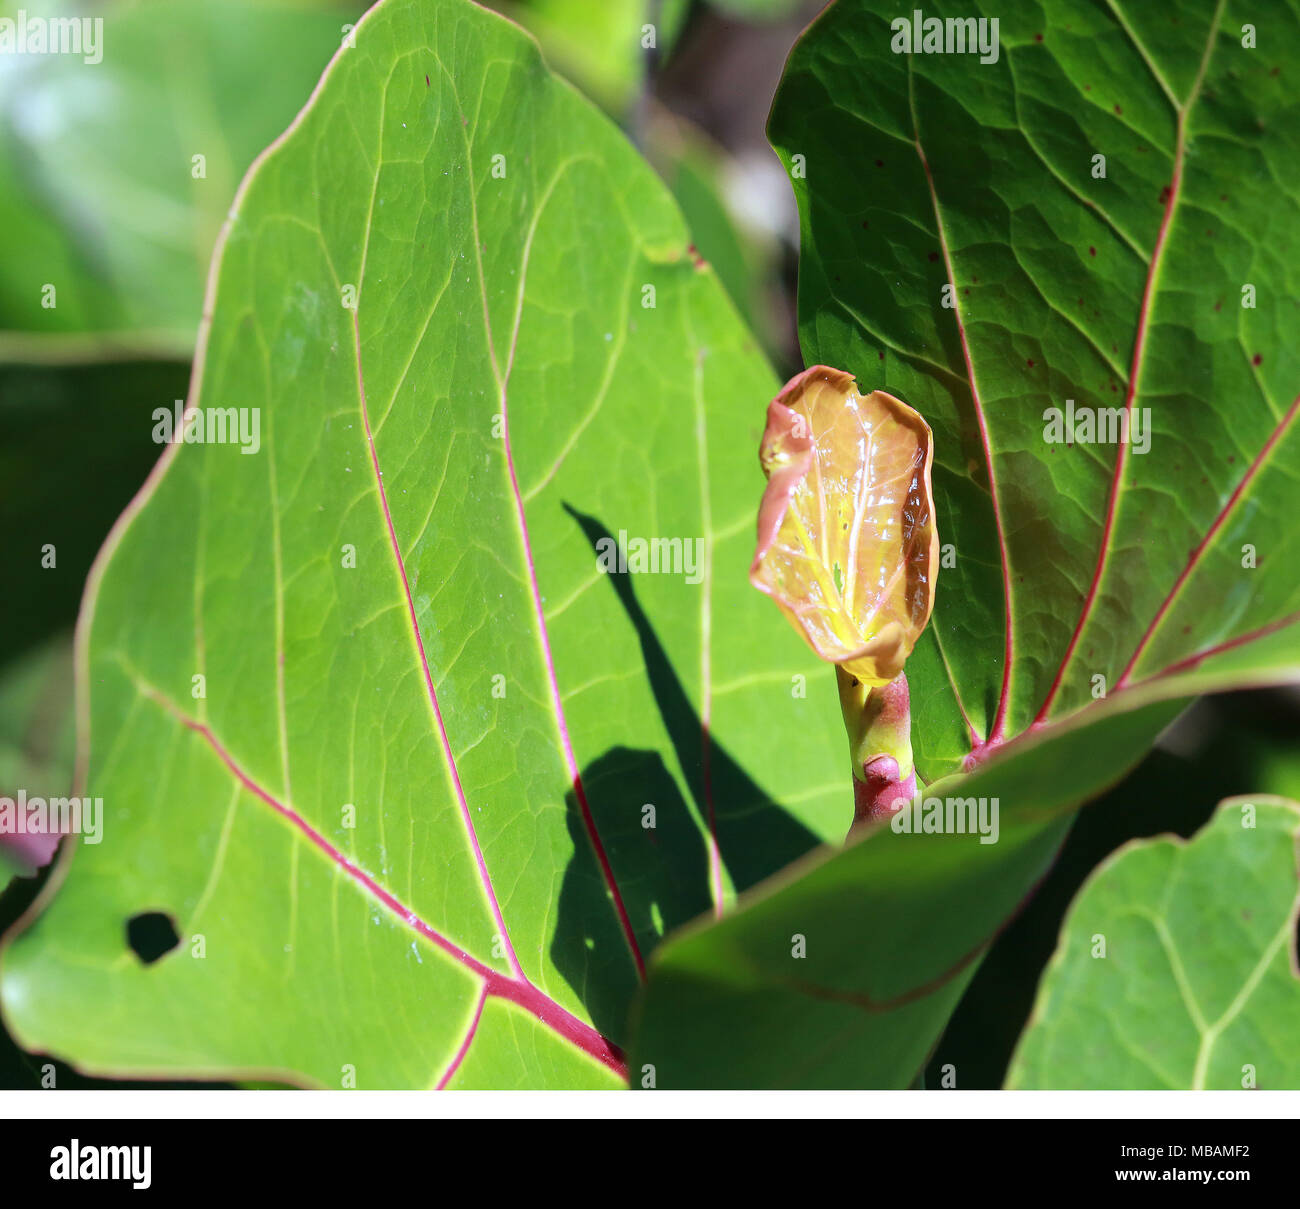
751,365,938,686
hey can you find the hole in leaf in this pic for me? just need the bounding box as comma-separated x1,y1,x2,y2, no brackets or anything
125,912,180,965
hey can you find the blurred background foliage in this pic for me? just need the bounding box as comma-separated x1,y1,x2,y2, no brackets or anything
1,0,1296,1090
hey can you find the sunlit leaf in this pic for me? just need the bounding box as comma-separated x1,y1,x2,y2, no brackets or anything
631,0,1300,1088
751,365,938,686
0,0,850,1089
1008,795,1300,1089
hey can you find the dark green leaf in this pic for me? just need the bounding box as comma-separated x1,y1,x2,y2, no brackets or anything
1009,795,1300,1089
768,0,1300,777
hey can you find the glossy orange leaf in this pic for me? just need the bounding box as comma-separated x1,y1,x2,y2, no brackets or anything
751,365,938,686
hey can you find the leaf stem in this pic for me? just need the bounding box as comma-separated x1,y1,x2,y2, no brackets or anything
837,667,916,835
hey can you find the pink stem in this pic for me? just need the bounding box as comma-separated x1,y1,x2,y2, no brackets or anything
838,668,916,835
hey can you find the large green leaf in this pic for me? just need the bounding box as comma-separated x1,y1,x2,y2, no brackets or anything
629,687,1188,1087
0,0,852,1088
629,0,1300,1088
0,0,364,355
769,0,1300,777
1008,795,1300,1089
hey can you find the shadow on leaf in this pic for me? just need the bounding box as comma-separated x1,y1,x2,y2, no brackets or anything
550,507,824,1040
551,747,710,1042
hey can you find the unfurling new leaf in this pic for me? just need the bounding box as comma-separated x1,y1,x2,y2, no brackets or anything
750,365,938,687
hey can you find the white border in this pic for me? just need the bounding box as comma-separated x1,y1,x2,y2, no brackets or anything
0,1089,1297,1119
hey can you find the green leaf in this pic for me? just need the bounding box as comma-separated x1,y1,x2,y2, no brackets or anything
630,0,1300,1090
0,0,847,1088
769,0,1300,778
0,0,362,355
630,686,1189,1087
1008,795,1300,1089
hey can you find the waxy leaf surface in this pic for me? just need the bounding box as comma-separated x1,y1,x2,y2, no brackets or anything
770,0,1300,774
752,365,937,686
631,687,1186,1086
0,0,850,1088
631,0,1300,1087
1009,796,1300,1089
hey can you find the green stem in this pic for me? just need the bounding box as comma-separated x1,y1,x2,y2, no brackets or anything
836,666,916,834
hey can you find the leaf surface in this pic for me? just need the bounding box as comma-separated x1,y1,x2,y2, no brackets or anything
0,0,848,1089
630,0,1300,1086
1008,796,1300,1089
751,365,937,686
768,0,1300,773
629,687,1189,1087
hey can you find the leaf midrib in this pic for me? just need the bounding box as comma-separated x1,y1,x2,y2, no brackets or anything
117,664,627,1080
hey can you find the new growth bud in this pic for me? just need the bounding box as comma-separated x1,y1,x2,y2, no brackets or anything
751,365,937,837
